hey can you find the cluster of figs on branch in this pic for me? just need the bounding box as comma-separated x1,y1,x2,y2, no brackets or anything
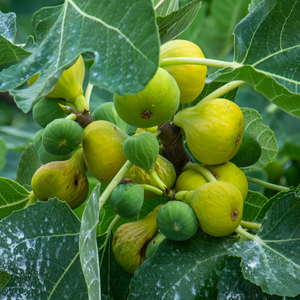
30,40,262,275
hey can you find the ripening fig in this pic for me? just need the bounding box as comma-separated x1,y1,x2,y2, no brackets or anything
113,67,180,128
125,154,176,198
160,39,207,104
173,98,244,165
175,169,208,192
203,161,248,201
82,120,129,184
185,181,243,237
31,148,89,209
42,118,83,156
156,201,198,241
112,205,162,274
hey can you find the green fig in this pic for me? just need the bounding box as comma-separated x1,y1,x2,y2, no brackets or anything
42,118,83,156
173,98,244,165
82,120,129,184
126,154,176,198
160,39,207,104
230,130,262,167
113,67,180,128
145,232,166,259
31,147,88,209
109,183,144,218
112,205,162,274
175,169,208,192
156,201,198,241
123,131,159,171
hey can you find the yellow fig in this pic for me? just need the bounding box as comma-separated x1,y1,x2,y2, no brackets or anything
112,205,162,274
173,98,244,165
82,120,129,184
175,169,208,192
160,39,207,104
31,147,88,209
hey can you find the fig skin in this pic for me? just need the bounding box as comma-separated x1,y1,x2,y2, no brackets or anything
125,154,176,198
160,39,207,104
82,120,129,184
173,98,244,165
31,147,88,209
203,161,248,201
185,181,243,237
175,169,208,192
112,205,162,274
113,67,180,128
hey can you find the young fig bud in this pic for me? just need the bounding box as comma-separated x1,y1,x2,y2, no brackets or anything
31,148,89,209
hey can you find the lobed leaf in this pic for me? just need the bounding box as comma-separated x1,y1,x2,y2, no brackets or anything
154,0,179,17
243,190,268,222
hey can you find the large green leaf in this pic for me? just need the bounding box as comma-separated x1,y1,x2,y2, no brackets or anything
154,0,179,17
0,199,88,299
229,192,300,297
128,231,236,299
79,184,101,300
243,190,268,222
0,0,160,113
0,11,31,65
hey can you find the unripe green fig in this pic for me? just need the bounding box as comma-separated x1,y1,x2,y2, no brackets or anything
109,183,144,218
230,130,262,167
203,162,248,201
113,67,180,128
31,148,88,209
123,131,159,172
82,120,129,184
160,39,207,104
173,98,244,165
33,98,76,128
185,181,243,237
42,118,83,156
175,169,208,192
92,102,135,135
156,201,198,241
145,232,166,259
126,154,176,198
112,205,162,274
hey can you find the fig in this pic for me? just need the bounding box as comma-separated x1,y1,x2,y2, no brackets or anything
31,147,89,209
123,131,159,171
175,169,208,192
230,130,262,167
203,162,248,201
145,232,166,259
126,154,176,198
109,183,144,218
113,67,180,128
82,120,129,184
185,181,243,237
156,201,198,241
112,205,162,274
160,39,207,104
173,98,244,165
92,102,135,135
42,118,83,156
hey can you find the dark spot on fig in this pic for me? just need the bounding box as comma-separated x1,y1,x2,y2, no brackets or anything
114,126,117,130
75,179,78,186
236,135,241,145
142,110,152,119
212,172,219,179
231,209,239,221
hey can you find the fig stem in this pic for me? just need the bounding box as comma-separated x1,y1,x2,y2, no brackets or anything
25,191,37,208
235,225,264,244
65,113,77,121
183,162,217,183
148,169,167,191
73,95,89,113
174,190,189,201
85,83,94,107
240,220,261,230
159,57,242,69
141,184,164,197
197,80,245,106
246,176,289,192
107,215,121,234
99,160,133,211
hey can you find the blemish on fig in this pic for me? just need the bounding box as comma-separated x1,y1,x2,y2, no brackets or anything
74,179,78,186
212,172,219,179
236,135,241,145
231,209,239,221
114,126,117,130
142,110,152,119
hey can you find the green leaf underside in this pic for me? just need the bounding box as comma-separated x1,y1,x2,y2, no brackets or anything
128,231,236,300
0,0,160,113
241,108,278,172
229,192,300,297
154,0,179,17
158,0,202,44
0,199,88,299
0,177,30,221
243,190,268,222
79,184,101,300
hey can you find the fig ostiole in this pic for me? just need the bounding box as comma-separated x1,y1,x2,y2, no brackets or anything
31,147,89,209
